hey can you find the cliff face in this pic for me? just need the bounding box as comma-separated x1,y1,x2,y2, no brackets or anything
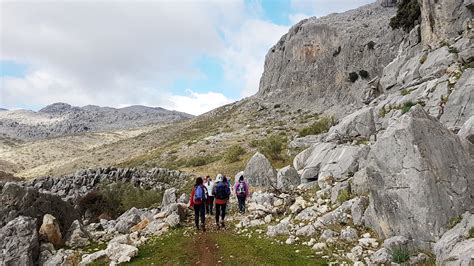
257,3,404,117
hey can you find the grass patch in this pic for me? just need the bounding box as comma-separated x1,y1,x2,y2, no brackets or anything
129,228,195,265
209,231,328,265
447,215,463,229
298,116,334,137
185,155,221,167
223,145,246,163
400,88,416,96
469,227,474,238
400,101,417,114
336,189,351,203
391,246,410,263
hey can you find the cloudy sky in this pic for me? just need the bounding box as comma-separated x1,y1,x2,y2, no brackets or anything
0,0,373,115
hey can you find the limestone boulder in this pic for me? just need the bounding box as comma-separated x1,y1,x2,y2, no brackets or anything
418,46,456,78
326,107,376,143
0,182,80,233
433,212,474,265
161,187,177,208
458,116,474,157
244,152,277,187
276,165,300,191
39,214,63,247
441,69,474,128
364,107,474,249
64,220,92,248
0,216,39,265
114,207,143,234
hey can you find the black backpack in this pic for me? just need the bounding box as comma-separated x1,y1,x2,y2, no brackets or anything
215,183,230,200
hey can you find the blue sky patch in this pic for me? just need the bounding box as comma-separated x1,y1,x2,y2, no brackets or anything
0,60,28,77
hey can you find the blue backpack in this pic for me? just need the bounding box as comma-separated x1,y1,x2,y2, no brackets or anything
194,185,206,204
215,183,230,200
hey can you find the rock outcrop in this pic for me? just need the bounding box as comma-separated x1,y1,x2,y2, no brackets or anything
363,107,474,249
244,152,277,187
39,214,62,247
0,182,80,233
257,3,403,117
0,216,39,265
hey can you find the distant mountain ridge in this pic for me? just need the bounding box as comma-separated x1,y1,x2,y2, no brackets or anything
0,102,193,140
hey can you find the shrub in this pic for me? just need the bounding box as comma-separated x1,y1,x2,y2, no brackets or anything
448,46,459,54
349,72,359,83
359,70,369,79
401,101,416,114
367,41,375,50
78,183,163,219
469,227,474,238
391,246,410,263
337,189,351,203
185,155,220,167
389,0,421,32
298,116,335,137
448,215,463,229
223,145,246,163
419,53,428,64
258,134,287,161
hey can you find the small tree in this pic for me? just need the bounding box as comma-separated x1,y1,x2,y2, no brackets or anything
349,72,359,83
389,0,421,32
359,70,369,79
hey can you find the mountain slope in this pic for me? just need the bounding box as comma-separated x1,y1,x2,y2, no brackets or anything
0,102,193,140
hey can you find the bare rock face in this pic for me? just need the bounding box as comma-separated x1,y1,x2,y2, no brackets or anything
161,187,177,208
39,214,62,247
276,165,300,192
433,212,474,265
326,107,376,143
458,116,474,157
0,182,80,234
257,3,403,117
440,69,474,128
364,107,474,249
244,152,277,187
0,216,39,265
418,0,471,47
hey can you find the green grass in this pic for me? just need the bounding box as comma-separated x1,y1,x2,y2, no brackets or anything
447,215,463,229
209,232,328,265
336,189,351,203
129,228,195,265
469,227,474,238
298,116,334,137
391,246,410,263
400,101,417,114
223,145,246,163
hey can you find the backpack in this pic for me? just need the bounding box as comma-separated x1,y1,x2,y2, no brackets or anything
194,185,206,204
215,183,230,200
237,182,246,196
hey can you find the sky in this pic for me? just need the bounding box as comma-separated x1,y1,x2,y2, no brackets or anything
0,0,374,115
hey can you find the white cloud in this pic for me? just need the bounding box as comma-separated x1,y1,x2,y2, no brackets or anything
290,0,375,18
219,19,288,97
168,90,234,116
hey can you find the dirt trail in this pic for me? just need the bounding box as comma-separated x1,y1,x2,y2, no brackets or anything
187,217,224,266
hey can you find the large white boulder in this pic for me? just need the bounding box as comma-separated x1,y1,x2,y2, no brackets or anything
244,152,277,187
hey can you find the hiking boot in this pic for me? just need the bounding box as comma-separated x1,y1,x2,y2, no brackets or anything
216,223,220,229
202,224,206,232
220,221,225,228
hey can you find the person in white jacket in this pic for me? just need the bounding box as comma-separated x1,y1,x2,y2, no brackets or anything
204,175,215,215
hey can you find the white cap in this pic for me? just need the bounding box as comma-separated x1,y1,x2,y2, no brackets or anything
216,174,223,182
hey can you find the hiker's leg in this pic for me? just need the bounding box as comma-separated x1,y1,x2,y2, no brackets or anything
194,205,200,229
209,196,214,214
238,196,244,212
242,197,246,213
215,204,221,224
221,203,227,221
200,204,206,225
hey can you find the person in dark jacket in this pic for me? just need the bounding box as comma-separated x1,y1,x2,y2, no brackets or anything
234,174,249,214
212,174,230,229
189,177,206,231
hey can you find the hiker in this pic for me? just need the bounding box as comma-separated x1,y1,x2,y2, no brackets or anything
204,175,215,215
213,174,230,228
234,174,249,214
190,177,207,231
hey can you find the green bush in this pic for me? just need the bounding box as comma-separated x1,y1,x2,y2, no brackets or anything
223,145,246,163
401,101,416,114
78,182,163,219
337,189,351,203
391,246,410,263
349,72,359,83
359,70,369,79
185,155,220,167
389,0,421,32
469,227,474,238
298,116,335,137
257,134,287,161
367,41,375,50
448,215,463,229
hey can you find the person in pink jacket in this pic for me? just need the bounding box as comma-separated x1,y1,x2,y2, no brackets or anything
234,174,249,214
